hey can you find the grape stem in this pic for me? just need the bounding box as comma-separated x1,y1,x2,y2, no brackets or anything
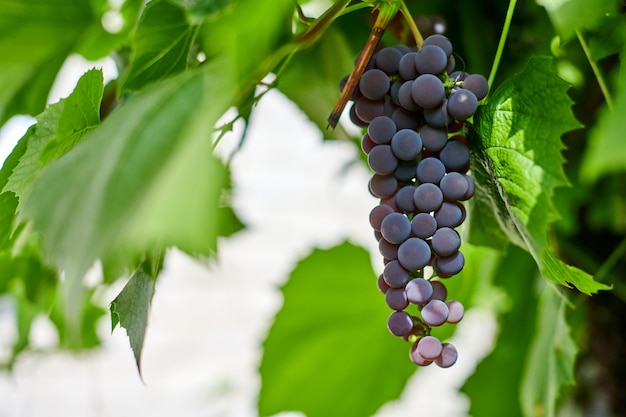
486,0,517,97
576,29,614,111
398,0,424,49
327,1,401,129
596,236,626,282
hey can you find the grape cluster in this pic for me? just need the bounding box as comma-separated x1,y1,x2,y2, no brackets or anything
341,34,488,367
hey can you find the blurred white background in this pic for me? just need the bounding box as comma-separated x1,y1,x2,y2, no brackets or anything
0,55,496,417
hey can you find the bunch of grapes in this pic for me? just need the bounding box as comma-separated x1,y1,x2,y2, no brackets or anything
340,34,488,367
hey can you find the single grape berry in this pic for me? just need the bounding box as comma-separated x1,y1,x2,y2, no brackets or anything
422,299,449,326
360,68,391,100
435,343,458,368
416,335,443,360
368,116,397,144
391,129,423,161
405,278,433,304
415,45,448,75
388,311,414,337
447,89,478,121
411,74,445,109
380,212,411,244
397,237,431,271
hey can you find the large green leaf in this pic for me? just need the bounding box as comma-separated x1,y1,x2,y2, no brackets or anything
0,0,104,123
20,59,237,319
537,0,621,41
3,69,103,211
259,242,415,417
469,57,609,295
520,284,577,417
120,0,198,92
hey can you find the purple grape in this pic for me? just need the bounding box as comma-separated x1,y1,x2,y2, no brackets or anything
359,68,390,100
446,300,464,324
436,250,465,276
434,202,465,228
449,71,469,82
392,107,422,130
411,212,437,239
394,161,418,182
397,237,431,271
411,74,445,109
375,47,403,75
368,116,397,144
420,124,448,151
446,55,456,74
395,185,417,213
349,103,368,127
415,45,448,75
397,80,421,111
391,129,423,161
461,174,475,200
429,280,447,301
388,311,414,336
361,134,376,154
417,335,443,360
383,260,411,288
435,343,458,368
439,139,470,172
440,172,469,200
340,74,363,101
423,100,453,128
462,73,489,100
431,227,461,256
410,343,433,366
368,145,399,175
413,183,444,212
447,89,478,120
422,34,453,57
378,238,399,260
380,212,411,244
355,97,385,123
369,204,394,231
405,277,433,304
390,80,403,106
398,52,419,80
386,287,409,310
369,174,398,198
422,299,449,326
377,274,390,294
416,157,446,184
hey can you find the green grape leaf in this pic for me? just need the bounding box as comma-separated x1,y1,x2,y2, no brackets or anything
110,261,159,374
20,59,237,324
120,0,197,92
537,0,621,42
0,0,100,123
520,284,577,417
469,56,609,295
172,0,236,20
278,27,354,139
3,69,103,212
75,0,145,61
580,50,626,182
463,246,540,417
259,242,414,417
0,192,17,249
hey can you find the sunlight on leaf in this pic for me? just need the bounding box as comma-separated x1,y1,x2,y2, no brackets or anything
259,242,414,417
469,57,609,295
121,0,197,92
